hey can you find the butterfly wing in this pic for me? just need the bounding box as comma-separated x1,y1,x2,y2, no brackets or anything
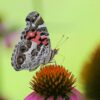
11,11,52,71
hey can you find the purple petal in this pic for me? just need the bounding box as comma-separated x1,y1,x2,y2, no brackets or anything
24,93,62,100
24,92,44,100
70,88,85,100
24,88,85,100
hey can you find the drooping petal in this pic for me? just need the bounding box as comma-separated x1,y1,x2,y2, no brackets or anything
70,88,85,100
24,92,44,100
25,88,85,100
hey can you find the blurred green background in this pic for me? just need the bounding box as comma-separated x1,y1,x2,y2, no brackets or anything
0,0,100,100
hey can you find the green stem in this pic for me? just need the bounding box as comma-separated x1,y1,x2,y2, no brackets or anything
65,95,69,100
44,96,48,100
54,96,57,100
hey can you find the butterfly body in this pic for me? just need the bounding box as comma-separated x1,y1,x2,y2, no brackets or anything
11,11,58,71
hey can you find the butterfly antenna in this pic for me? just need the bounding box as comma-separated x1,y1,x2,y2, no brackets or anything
55,35,69,49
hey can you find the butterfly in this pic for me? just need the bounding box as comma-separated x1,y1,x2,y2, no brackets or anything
11,11,58,71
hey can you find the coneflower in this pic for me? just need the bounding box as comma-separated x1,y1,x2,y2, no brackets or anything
25,65,84,100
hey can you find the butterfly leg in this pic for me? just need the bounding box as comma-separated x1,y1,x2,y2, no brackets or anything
57,52,66,65
51,59,57,65
46,59,57,65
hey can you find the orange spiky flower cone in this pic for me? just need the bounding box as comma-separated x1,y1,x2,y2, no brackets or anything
25,64,84,100
30,65,75,99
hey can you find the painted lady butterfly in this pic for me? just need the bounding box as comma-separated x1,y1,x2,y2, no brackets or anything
11,11,58,71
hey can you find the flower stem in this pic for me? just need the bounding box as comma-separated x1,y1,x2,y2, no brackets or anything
54,96,57,100
65,95,69,100
44,96,48,100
